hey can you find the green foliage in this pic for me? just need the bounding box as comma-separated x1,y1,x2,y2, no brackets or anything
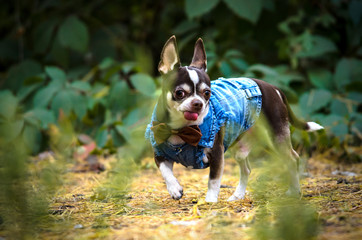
185,0,263,24
245,120,320,240
0,124,62,239
0,0,360,156
185,0,220,19
58,16,89,53
0,1,360,238
223,0,263,24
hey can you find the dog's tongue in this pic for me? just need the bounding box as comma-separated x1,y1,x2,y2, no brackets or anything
184,111,199,121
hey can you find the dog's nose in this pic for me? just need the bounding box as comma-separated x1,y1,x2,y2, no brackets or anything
191,99,203,111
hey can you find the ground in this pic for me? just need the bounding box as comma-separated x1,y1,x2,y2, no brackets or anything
2,153,361,239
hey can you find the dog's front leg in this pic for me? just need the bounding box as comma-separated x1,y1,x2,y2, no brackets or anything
205,131,224,203
155,155,183,200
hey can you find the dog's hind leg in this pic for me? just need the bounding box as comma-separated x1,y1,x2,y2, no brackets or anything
253,79,302,197
275,127,301,197
228,142,251,201
285,146,302,197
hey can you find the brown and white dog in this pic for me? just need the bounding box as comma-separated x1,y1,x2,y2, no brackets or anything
146,36,323,202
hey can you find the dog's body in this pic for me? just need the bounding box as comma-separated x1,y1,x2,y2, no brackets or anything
146,36,323,202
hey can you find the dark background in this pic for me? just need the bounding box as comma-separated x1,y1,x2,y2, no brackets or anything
0,0,361,158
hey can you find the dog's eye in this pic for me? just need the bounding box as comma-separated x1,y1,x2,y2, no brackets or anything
175,90,185,99
204,90,211,99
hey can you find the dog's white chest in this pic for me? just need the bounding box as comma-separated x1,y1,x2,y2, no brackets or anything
167,135,185,145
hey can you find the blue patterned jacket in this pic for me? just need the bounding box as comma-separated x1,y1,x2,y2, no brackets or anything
145,77,262,169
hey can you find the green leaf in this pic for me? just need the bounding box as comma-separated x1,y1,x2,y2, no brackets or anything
51,89,73,117
70,93,88,120
224,49,243,58
70,81,91,92
324,115,344,126
331,123,348,140
99,58,115,70
248,64,278,77
45,66,67,82
123,109,145,126
17,82,43,102
299,89,333,115
110,129,124,147
206,51,217,70
330,99,351,117
58,16,89,52
115,125,131,142
223,0,263,24
312,114,344,127
229,58,248,71
95,129,108,148
6,60,42,91
220,61,232,77
22,123,42,154
121,62,136,74
28,108,56,129
23,110,41,127
307,69,334,90
23,75,45,86
108,81,133,113
352,113,362,132
185,0,220,18
0,90,18,119
349,0,362,25
347,92,362,103
297,35,337,58
273,66,304,85
263,0,275,11
130,73,156,97
0,119,24,142
33,84,59,108
334,58,362,90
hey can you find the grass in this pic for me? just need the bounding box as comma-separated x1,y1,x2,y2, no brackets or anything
1,151,359,240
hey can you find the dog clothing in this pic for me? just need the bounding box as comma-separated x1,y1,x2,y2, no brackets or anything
145,77,262,169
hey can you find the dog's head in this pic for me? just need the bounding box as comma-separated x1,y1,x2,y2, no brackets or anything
156,36,211,129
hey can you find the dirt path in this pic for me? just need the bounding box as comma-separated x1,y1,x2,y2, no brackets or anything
33,155,362,239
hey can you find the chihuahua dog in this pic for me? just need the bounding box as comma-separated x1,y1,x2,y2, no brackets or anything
146,36,323,202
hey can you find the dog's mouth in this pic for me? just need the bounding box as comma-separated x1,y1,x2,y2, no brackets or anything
183,111,199,121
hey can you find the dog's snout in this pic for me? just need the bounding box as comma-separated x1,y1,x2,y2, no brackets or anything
191,99,203,111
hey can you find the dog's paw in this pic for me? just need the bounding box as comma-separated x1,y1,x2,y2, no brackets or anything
285,188,301,198
205,192,218,203
227,194,245,202
167,182,184,200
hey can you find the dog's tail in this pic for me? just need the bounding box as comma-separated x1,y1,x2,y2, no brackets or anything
280,91,324,132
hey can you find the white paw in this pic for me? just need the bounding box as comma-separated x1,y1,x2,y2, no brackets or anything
205,191,218,203
285,188,301,198
167,181,183,200
227,194,245,202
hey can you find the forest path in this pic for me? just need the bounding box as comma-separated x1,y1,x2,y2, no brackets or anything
44,155,361,240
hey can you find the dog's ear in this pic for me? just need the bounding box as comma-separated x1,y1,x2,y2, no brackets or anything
190,38,207,70
158,35,180,74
